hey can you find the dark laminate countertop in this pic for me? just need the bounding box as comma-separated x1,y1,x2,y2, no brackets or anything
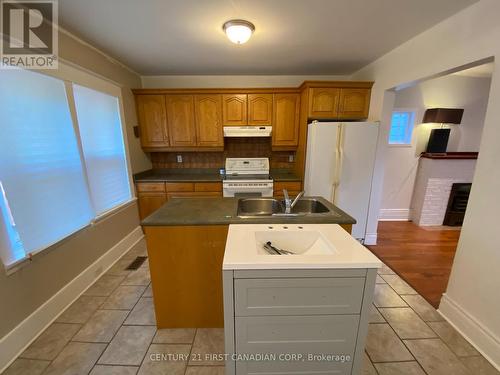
141,197,356,226
133,168,302,183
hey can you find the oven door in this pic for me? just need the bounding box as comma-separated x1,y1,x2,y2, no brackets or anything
223,181,273,198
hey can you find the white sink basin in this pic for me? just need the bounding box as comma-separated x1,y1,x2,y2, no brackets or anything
254,229,336,255
223,224,382,270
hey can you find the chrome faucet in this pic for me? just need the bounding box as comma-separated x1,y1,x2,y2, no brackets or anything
283,189,305,214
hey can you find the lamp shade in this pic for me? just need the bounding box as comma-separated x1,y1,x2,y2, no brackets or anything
422,108,464,124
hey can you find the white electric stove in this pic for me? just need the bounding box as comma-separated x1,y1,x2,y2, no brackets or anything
223,158,273,197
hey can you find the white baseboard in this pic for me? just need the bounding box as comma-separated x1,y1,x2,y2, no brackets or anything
439,294,500,371
0,226,144,373
364,233,377,246
379,208,410,221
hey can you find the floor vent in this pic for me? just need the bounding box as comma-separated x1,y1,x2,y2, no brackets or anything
126,256,148,270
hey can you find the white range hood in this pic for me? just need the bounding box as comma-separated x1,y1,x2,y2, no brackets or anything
223,126,272,137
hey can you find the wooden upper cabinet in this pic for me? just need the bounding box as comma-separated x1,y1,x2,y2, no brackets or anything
272,93,300,147
194,94,223,147
136,95,169,148
222,94,247,126
166,95,197,147
337,88,371,119
308,88,340,119
248,94,273,125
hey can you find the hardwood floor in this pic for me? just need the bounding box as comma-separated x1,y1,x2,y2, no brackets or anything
367,221,461,308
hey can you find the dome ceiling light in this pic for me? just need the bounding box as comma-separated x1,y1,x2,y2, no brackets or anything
223,19,255,44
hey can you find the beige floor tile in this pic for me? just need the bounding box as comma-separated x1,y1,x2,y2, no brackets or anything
378,263,396,275
369,305,385,323
185,366,226,375
56,295,106,324
89,365,139,375
84,275,125,297
380,274,417,294
98,326,156,366
124,297,156,326
20,323,80,360
189,328,225,366
361,352,377,375
373,284,408,308
374,361,426,375
401,295,444,322
376,275,387,284
428,321,479,357
365,324,413,363
142,284,153,297
122,241,148,260
379,308,437,339
101,285,146,310
137,344,191,375
106,258,134,277
121,268,151,286
43,342,106,375
153,328,196,344
2,358,50,375
404,338,470,375
72,309,128,343
461,355,500,375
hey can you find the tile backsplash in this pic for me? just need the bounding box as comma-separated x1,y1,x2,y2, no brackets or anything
150,138,295,169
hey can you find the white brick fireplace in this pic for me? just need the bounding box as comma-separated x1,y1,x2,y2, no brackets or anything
410,156,476,226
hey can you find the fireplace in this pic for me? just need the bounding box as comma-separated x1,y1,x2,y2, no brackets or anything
443,183,472,226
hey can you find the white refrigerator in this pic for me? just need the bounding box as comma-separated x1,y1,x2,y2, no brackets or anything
304,121,379,243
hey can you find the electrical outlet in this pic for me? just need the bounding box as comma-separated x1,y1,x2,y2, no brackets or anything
288,154,294,162
176,155,183,163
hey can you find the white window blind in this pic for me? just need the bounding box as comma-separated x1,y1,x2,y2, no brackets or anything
389,110,415,145
72,84,131,216
0,69,94,266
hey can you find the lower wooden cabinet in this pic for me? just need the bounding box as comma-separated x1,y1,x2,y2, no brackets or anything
137,181,222,219
137,192,167,220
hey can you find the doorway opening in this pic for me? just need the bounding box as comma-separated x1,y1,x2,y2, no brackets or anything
368,60,494,308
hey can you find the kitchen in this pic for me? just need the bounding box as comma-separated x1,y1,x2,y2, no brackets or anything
1,1,500,375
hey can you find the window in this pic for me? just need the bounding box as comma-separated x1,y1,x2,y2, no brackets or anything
73,84,131,216
388,110,416,145
0,68,132,268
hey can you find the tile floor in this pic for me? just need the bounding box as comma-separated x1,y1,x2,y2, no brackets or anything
3,240,499,375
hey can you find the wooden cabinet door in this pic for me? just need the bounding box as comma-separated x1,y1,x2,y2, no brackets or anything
308,88,340,118
166,95,197,147
194,94,223,147
337,88,370,119
248,94,273,125
222,94,247,125
138,192,167,220
136,95,169,148
272,93,300,147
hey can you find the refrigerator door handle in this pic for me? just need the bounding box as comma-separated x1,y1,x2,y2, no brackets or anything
332,123,344,203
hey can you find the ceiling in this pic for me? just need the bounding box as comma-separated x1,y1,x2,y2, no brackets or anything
58,0,478,76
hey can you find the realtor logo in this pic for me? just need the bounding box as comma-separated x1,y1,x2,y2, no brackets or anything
1,0,58,69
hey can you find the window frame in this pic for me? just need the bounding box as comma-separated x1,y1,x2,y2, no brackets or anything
2,63,135,273
388,108,417,147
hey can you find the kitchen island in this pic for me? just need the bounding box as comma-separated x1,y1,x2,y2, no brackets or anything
141,196,356,329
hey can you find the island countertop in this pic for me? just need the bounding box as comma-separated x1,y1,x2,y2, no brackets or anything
141,196,356,226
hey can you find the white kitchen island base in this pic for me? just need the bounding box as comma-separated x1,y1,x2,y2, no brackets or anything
222,224,381,375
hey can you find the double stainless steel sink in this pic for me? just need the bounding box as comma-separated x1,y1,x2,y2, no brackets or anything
237,197,337,218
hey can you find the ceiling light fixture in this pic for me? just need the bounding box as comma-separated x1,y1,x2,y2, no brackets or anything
223,19,255,44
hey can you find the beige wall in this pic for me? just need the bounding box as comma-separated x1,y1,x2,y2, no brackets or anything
352,0,500,366
0,31,147,343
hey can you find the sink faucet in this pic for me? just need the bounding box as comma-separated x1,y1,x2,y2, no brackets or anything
283,189,305,214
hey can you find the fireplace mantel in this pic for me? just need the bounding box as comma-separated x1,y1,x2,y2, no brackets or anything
420,152,478,160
